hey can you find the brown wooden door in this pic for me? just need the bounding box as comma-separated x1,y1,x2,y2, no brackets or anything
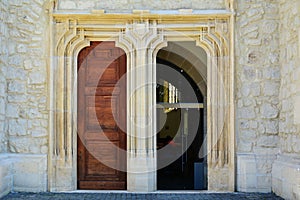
77,41,126,190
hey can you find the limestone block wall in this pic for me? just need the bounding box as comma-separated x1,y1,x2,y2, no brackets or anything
235,0,281,192
0,0,9,153
278,0,300,159
4,0,49,154
0,0,49,195
272,0,300,199
57,0,226,11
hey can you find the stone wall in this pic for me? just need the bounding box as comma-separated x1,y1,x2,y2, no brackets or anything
235,0,281,192
0,155,12,198
0,154,47,198
278,0,300,158
272,0,300,199
0,0,9,153
57,0,226,11
4,0,49,154
0,0,49,196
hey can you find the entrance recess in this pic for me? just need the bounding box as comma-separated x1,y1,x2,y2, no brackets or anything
49,10,235,191
77,41,127,190
156,58,206,190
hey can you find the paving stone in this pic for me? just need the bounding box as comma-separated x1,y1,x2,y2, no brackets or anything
0,192,283,200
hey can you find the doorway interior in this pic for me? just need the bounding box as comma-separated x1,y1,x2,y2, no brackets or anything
156,47,207,190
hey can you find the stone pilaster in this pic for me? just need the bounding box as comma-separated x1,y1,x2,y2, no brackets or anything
116,21,167,192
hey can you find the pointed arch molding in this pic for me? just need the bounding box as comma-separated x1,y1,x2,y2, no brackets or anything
48,9,235,192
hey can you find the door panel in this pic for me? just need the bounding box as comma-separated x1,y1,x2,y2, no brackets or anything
77,41,126,190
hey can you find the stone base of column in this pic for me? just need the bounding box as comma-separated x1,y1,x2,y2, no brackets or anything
127,156,156,192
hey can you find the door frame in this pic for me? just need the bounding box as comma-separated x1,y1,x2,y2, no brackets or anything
48,5,235,192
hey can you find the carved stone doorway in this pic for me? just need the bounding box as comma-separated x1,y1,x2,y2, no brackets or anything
49,9,235,192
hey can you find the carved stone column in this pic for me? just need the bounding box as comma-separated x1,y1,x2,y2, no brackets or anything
116,21,167,192
196,20,234,191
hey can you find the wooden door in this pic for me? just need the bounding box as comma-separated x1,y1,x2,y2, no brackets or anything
77,41,126,190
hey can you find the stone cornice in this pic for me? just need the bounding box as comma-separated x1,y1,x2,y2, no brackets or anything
51,9,234,22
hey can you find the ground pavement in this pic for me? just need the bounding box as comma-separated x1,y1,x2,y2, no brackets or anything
0,192,283,200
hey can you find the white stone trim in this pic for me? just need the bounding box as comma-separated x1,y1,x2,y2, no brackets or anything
0,153,47,197
272,154,300,199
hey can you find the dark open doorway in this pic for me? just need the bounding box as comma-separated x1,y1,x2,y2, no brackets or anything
156,57,207,190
